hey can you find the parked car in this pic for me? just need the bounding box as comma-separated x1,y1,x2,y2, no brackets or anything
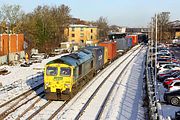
175,111,180,120
158,50,170,54
164,89,180,106
30,53,48,63
158,64,180,73
163,78,180,88
157,70,178,82
165,71,180,80
168,80,180,92
20,61,32,67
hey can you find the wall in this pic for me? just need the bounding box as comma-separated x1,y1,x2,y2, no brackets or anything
0,34,24,56
65,25,98,44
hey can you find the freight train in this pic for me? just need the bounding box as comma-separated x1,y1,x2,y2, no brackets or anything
44,34,140,100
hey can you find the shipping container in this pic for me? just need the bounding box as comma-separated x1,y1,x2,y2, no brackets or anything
85,46,104,71
104,47,108,64
129,35,138,46
115,38,128,52
99,41,117,61
126,36,132,48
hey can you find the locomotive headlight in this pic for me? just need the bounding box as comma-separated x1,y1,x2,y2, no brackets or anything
64,84,70,88
45,82,50,87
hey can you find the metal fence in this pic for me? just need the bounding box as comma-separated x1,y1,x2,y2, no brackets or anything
145,45,168,120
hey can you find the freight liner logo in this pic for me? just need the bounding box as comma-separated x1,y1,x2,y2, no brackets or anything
98,55,102,61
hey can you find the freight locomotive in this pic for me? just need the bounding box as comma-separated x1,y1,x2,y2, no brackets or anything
44,34,141,100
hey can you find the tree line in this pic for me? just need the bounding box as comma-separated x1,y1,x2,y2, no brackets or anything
0,4,109,53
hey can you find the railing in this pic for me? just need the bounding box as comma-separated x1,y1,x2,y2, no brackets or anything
145,45,172,120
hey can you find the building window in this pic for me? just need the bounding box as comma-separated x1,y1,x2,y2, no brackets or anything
72,34,75,37
91,29,93,33
80,33,84,37
80,40,84,43
80,27,84,31
91,36,93,39
72,27,75,31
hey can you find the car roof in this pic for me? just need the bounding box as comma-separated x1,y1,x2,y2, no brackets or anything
170,80,180,84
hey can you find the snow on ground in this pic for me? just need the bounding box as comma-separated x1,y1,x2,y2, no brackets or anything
157,82,180,119
0,54,67,86
0,54,67,105
100,47,147,120
32,101,64,120
55,45,144,119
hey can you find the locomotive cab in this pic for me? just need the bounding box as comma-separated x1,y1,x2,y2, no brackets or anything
44,63,74,100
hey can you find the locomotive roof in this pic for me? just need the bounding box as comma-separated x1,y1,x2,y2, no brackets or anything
47,50,93,67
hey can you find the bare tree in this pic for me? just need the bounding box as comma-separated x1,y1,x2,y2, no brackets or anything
151,12,171,43
95,16,109,40
0,4,24,33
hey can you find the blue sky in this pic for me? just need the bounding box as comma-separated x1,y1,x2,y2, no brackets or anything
0,0,180,27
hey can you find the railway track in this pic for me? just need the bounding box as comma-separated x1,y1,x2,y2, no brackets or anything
0,45,143,120
74,46,143,120
0,83,44,120
47,45,143,120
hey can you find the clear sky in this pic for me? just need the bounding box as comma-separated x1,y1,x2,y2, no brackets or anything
0,0,180,27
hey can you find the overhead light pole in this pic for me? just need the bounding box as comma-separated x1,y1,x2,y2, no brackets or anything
154,13,158,99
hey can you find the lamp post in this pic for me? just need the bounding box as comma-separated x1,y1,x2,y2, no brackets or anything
7,23,10,64
154,13,158,99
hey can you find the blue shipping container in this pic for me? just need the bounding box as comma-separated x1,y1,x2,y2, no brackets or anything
85,46,104,71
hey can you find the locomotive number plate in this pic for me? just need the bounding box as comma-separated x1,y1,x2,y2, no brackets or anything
54,77,63,80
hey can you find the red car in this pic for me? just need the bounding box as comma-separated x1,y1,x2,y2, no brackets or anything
163,78,180,88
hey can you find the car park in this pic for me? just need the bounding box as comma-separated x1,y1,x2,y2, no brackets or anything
164,89,180,106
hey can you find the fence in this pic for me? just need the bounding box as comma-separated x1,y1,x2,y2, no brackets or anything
145,45,171,120
0,51,25,65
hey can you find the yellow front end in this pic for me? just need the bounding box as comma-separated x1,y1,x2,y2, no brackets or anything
44,63,74,100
